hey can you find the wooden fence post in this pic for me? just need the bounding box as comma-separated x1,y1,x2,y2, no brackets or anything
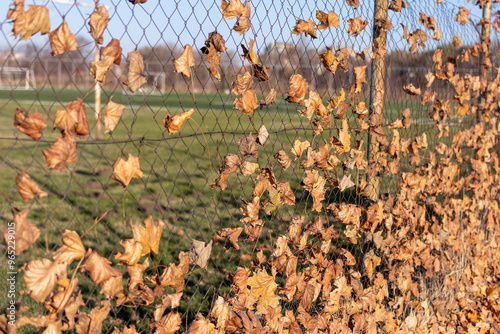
366,0,389,202
479,0,492,123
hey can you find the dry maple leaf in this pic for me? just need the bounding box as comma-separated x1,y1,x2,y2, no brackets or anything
452,35,462,48
45,276,79,315
240,160,259,176
124,50,147,93
163,108,194,134
101,38,122,65
52,230,85,264
233,1,251,34
43,131,76,171
354,66,367,94
115,239,143,265
131,216,165,256
403,84,421,96
75,300,111,334
89,5,109,44
49,19,77,56
248,269,280,315
0,208,40,255
348,16,368,36
332,119,351,155
215,227,244,250
8,2,50,41
202,31,227,53
104,99,126,133
189,239,213,270
274,150,292,170
23,258,67,302
456,7,469,25
152,312,182,334
233,90,259,115
111,153,143,187
286,74,309,103
432,27,441,40
301,170,327,212
389,0,407,11
346,0,359,9
204,43,222,82
231,71,254,95
316,10,339,29
16,171,47,202
291,138,310,160
260,88,277,107
157,252,190,292
240,196,260,222
339,174,355,191
238,134,258,157
293,19,317,39
219,0,245,20
90,55,114,83
188,314,216,334
53,98,88,136
14,108,47,140
173,44,195,78
127,258,149,291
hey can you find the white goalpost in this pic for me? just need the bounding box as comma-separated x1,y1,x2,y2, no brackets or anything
0,67,33,90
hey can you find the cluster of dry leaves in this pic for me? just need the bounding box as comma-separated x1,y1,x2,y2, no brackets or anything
3,0,500,333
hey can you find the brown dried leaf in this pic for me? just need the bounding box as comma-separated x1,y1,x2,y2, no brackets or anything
89,5,109,44
257,125,268,146
348,17,368,36
76,300,111,334
16,171,47,202
403,84,421,96
189,239,213,270
127,258,149,291
49,19,77,56
432,27,441,40
456,7,469,25
260,88,277,107
292,19,317,39
233,1,251,34
132,216,165,256
53,230,85,265
233,90,258,115
163,108,194,134
111,153,143,187
173,44,195,78
389,0,407,11
238,134,258,157
274,150,292,170
43,131,77,171
232,71,253,95
316,10,339,29
203,31,227,53
0,208,40,255
301,170,327,212
291,138,310,160
9,3,50,41
81,249,121,286
215,227,244,250
248,269,280,315
204,43,221,82
286,74,308,103
339,174,355,191
346,0,359,9
452,35,462,48
188,314,216,334
354,66,367,94
23,259,67,302
124,50,147,93
14,108,47,140
115,239,143,265
219,0,244,20
90,56,114,83
104,99,126,133
101,38,122,65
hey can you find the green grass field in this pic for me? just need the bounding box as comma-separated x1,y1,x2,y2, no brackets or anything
0,87,473,328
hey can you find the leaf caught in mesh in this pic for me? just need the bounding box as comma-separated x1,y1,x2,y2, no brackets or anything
316,10,339,29
202,31,227,53
189,239,213,270
54,98,88,137
49,18,77,56
274,150,292,170
292,19,317,39
403,84,421,96
346,0,359,9
43,131,77,171
233,90,259,115
101,38,122,65
173,44,195,78
89,5,109,44
301,170,327,212
0,208,40,255
132,216,165,256
238,134,258,157
8,1,50,41
231,71,254,95
75,300,111,334
14,108,47,140
456,7,469,25
90,56,115,83
53,230,86,265
16,171,47,202
233,1,251,34
215,227,244,250
124,50,147,93
163,108,194,134
219,0,245,20
23,258,67,302
286,74,309,103
111,153,144,187
247,269,280,315
257,125,269,146
104,99,126,133
347,16,368,36
260,88,277,107
204,43,222,82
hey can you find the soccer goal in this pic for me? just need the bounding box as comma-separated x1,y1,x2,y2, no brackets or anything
0,67,33,90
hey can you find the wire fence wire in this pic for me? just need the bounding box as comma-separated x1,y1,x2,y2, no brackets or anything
0,0,497,331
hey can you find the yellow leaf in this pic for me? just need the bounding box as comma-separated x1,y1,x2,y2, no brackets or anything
247,269,280,315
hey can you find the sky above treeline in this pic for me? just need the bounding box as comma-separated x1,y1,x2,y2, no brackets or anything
0,0,493,59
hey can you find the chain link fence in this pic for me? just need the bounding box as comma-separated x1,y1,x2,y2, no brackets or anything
0,0,499,332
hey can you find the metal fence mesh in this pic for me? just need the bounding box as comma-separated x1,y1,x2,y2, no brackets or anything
0,0,499,332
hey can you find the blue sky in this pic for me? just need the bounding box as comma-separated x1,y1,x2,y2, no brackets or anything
0,0,492,58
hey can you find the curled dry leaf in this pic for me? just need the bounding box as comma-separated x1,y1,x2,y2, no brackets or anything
233,1,251,34
128,0,147,4
173,44,195,78
402,108,412,129
202,31,227,53
285,74,309,103
90,56,114,83
432,27,441,40
456,7,469,25
257,125,269,145
215,227,244,250
89,5,109,44
14,108,47,140
238,134,258,157
111,153,143,187
0,208,40,255
233,90,259,115
23,258,68,302
132,216,165,256
260,88,277,107
403,84,421,96
189,239,213,270
292,19,317,39
75,300,111,334
127,258,149,291
104,99,126,133
152,312,182,334
53,98,88,136
43,131,77,171
204,43,222,82
115,239,143,265
49,19,77,56
274,150,292,170
389,0,407,11
291,138,310,160
8,1,50,41
247,269,280,315
387,119,403,129
354,66,367,94
452,35,462,48
316,10,339,29
124,50,147,93
347,16,368,36
16,171,47,202
163,108,194,134
81,249,122,286
219,0,245,20
101,38,122,65
53,230,85,264
188,314,216,334
346,0,359,9
231,71,254,95
301,169,327,212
